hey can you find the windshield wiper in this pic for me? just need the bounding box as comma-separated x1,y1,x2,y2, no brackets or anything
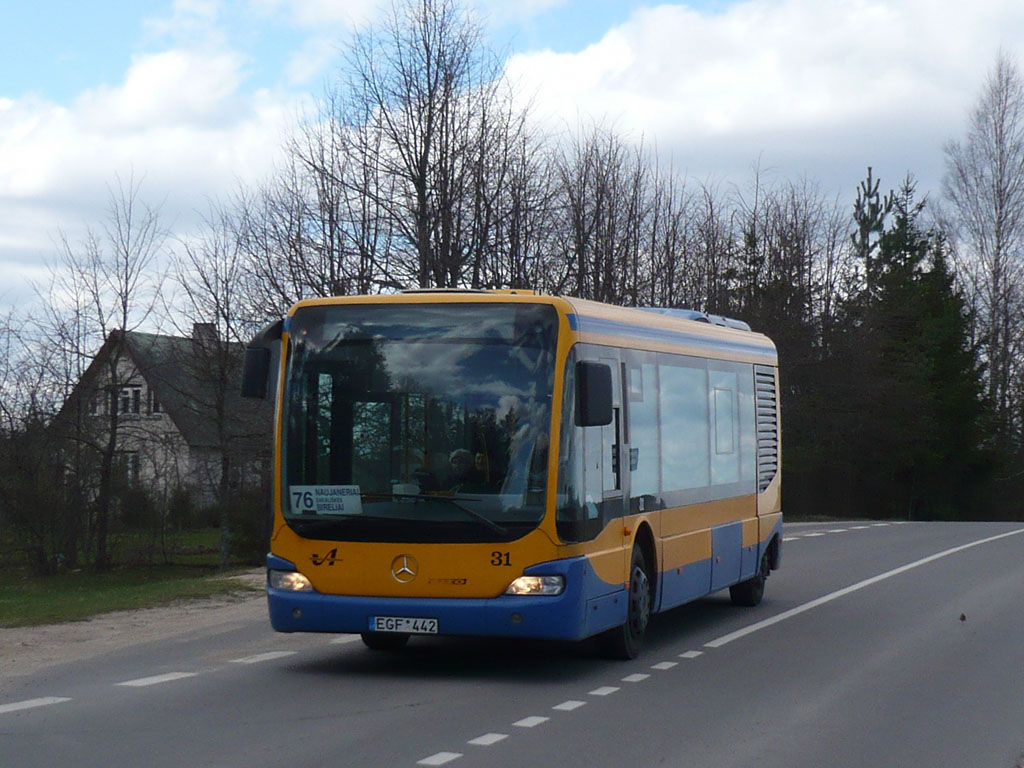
388,493,508,536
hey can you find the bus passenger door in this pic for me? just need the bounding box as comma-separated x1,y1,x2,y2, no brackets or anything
582,355,627,582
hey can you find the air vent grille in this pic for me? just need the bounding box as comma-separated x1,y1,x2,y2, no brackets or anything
754,365,779,493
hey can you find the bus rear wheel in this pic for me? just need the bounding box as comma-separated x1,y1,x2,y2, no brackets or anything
730,549,770,607
599,546,651,660
360,632,410,650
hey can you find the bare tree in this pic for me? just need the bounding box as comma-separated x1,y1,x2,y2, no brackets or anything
553,122,653,303
944,51,1024,439
172,204,273,565
44,173,166,569
338,0,527,288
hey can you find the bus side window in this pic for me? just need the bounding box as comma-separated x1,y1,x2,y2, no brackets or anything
626,350,661,512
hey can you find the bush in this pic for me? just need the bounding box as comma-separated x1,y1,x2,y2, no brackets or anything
227,490,270,565
119,486,158,530
166,487,196,530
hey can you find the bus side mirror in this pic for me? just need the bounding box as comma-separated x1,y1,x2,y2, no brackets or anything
241,347,271,399
241,319,284,400
576,361,613,426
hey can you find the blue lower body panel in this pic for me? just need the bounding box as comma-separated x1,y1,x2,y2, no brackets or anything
266,553,625,642
658,558,713,612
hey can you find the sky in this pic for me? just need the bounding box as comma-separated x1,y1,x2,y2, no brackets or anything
2,0,1023,312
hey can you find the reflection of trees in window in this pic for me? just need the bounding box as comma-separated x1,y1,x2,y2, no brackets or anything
659,361,709,493
628,358,660,499
352,401,392,492
710,370,740,485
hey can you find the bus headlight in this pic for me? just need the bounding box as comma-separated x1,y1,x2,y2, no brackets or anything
504,575,564,596
269,570,314,592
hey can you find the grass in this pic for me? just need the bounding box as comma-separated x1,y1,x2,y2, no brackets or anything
0,566,262,628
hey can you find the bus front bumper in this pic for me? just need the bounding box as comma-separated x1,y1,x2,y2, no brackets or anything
265,554,625,642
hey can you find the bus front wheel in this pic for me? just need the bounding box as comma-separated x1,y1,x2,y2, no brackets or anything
599,546,651,660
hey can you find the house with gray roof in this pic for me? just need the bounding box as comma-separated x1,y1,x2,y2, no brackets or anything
56,323,273,508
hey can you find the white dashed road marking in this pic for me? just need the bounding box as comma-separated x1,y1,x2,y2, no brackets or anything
621,673,649,683
679,650,703,659
589,686,620,696
230,651,297,664
468,733,508,746
417,752,462,766
0,697,72,715
552,700,586,711
651,661,677,670
330,635,362,645
116,672,197,687
513,715,550,728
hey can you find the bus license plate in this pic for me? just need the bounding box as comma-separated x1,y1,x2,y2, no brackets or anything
370,616,438,634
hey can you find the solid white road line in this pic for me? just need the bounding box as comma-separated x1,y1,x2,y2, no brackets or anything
230,651,298,664
705,528,1024,649
0,697,72,715
116,672,197,687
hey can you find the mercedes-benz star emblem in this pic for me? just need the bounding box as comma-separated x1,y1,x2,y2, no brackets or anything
390,555,418,583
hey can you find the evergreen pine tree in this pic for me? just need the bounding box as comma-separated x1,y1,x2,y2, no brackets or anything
853,176,990,518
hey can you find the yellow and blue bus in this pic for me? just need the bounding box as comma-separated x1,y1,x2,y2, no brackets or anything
242,290,782,658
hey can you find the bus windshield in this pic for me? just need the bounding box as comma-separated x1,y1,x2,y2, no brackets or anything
281,302,558,543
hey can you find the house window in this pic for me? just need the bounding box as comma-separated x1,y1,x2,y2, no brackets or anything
148,388,162,415
115,451,141,485
119,387,142,415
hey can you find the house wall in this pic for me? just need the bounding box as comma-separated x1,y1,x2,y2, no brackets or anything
86,354,204,503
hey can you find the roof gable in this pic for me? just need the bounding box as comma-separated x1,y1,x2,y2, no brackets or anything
122,331,271,449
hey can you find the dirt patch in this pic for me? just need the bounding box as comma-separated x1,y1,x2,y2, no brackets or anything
0,570,266,685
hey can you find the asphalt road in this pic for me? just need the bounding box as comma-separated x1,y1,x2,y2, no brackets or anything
2,521,1023,768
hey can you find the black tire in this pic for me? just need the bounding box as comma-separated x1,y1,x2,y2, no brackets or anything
730,549,770,607
599,545,652,660
360,632,410,650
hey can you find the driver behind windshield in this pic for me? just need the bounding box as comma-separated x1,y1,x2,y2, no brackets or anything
447,449,489,493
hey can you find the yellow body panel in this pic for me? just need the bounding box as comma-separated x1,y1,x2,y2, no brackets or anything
658,528,713,572
271,523,559,598
558,517,628,587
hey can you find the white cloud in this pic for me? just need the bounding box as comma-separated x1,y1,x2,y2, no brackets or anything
0,46,302,311
76,50,247,132
249,0,382,28
506,0,1024,195
143,0,227,48
471,0,568,27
